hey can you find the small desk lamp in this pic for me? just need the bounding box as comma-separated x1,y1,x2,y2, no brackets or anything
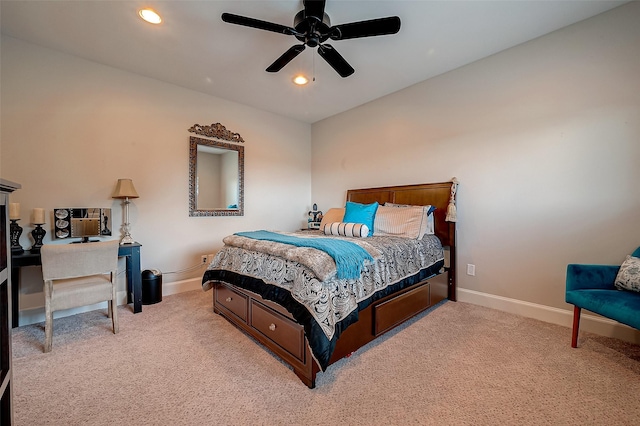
112,178,139,245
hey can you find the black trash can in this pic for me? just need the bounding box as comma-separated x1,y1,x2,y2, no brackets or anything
141,269,162,305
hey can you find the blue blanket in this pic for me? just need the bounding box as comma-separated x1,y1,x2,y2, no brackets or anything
234,230,373,280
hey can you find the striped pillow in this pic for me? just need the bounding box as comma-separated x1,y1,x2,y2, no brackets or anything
384,203,435,238
373,205,424,238
323,222,370,238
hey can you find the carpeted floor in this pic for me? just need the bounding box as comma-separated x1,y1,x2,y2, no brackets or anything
11,289,640,425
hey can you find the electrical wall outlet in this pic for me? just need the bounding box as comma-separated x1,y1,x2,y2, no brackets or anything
201,254,209,264
466,264,476,276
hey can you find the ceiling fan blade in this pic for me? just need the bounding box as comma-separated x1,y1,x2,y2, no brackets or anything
221,13,295,36
303,0,326,22
266,45,306,73
330,16,401,40
317,44,354,78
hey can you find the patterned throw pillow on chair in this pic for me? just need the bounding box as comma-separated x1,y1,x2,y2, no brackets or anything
614,255,640,293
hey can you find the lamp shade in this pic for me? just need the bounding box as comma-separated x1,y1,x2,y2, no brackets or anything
112,178,139,199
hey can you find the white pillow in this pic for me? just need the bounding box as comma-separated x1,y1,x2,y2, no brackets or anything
385,203,434,238
323,222,369,238
373,205,423,238
614,255,640,293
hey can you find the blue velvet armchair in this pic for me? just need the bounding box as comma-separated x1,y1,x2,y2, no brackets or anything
565,246,640,348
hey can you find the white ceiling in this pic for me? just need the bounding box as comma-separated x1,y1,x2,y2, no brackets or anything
0,0,627,123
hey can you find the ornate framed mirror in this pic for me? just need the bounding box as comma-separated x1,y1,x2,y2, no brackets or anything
188,123,244,216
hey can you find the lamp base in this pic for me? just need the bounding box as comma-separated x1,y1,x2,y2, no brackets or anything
10,219,24,254
30,224,46,253
119,198,135,245
120,234,135,245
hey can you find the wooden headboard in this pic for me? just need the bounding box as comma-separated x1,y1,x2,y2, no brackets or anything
346,181,456,247
346,181,457,300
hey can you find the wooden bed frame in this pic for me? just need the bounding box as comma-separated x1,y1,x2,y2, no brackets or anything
211,181,457,388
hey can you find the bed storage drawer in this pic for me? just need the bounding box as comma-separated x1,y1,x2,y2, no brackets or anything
215,284,248,322
250,300,305,362
374,282,431,336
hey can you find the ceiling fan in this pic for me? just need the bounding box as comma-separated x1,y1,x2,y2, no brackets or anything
221,0,401,78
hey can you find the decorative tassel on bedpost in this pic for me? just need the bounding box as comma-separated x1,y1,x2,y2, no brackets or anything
445,177,459,222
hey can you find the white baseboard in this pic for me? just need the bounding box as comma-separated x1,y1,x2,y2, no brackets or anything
162,277,202,296
458,288,640,345
16,277,203,327
17,281,638,346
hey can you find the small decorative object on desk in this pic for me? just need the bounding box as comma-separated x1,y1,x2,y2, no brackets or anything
9,202,24,254
307,203,323,230
30,207,46,253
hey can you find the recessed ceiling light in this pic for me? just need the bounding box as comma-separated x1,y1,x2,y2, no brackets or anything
293,75,309,86
139,8,162,24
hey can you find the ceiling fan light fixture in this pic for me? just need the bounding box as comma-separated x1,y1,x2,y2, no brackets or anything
293,75,309,85
221,0,401,78
139,8,162,24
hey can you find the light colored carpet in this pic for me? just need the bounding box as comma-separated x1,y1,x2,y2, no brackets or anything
11,289,640,425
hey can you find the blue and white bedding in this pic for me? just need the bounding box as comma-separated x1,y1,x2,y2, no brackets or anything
233,230,374,280
202,230,444,370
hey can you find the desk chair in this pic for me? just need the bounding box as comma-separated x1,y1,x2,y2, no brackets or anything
40,240,120,352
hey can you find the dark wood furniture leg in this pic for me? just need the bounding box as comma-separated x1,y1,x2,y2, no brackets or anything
118,243,142,313
571,305,581,348
11,268,18,329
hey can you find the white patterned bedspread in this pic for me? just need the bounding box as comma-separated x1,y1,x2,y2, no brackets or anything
203,231,444,341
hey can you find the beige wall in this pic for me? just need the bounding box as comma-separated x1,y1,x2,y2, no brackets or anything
1,36,311,318
311,3,640,339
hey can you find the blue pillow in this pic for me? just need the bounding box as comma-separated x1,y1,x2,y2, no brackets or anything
343,201,379,237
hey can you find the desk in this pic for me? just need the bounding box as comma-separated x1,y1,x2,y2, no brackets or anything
11,242,142,328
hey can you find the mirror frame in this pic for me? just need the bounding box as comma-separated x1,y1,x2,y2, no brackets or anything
188,130,244,217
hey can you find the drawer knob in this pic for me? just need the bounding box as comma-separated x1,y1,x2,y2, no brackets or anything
268,323,276,331
225,297,232,302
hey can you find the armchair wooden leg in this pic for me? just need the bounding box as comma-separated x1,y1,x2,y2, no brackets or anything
110,277,118,333
44,312,53,353
571,306,581,348
111,299,119,334
111,283,119,334
44,282,53,353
